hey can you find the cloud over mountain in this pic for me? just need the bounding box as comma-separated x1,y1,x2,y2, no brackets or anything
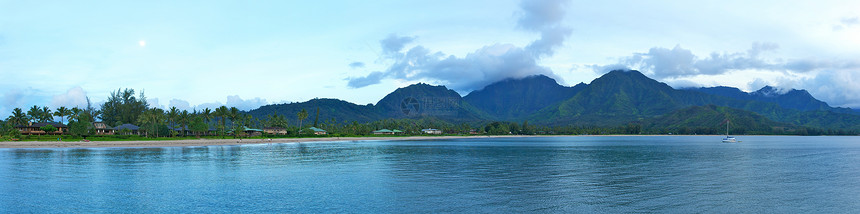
605,42,860,78
797,70,860,108
346,0,571,93
597,43,860,108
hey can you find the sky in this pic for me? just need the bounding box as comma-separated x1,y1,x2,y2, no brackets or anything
2,0,860,118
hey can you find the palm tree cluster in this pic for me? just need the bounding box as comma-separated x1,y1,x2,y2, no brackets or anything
25,105,54,123
2,88,493,139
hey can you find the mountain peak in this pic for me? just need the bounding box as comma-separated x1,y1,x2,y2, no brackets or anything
609,69,646,75
487,74,559,87
590,69,671,91
752,85,785,97
690,85,837,112
595,69,651,81
464,74,585,120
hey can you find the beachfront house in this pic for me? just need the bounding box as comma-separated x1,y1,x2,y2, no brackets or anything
169,125,194,136
309,127,327,135
114,124,144,136
15,122,68,135
244,127,263,137
263,127,287,135
93,122,114,135
421,128,442,135
372,129,404,135
227,127,263,137
297,127,327,135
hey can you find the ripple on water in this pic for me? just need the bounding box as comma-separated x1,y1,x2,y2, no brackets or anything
1,136,860,213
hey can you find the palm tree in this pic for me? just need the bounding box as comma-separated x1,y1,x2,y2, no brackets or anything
167,107,179,136
179,110,190,137
201,108,213,125
8,108,29,126
297,108,308,129
69,107,82,123
54,106,70,125
243,114,252,128
229,107,239,129
215,106,229,136
27,105,41,123
89,110,101,123
138,108,166,138
41,106,53,123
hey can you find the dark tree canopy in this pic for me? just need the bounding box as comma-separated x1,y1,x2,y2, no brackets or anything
101,88,149,126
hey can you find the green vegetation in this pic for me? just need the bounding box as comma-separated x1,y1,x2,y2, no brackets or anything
464,75,586,121
641,105,794,135
4,69,860,142
101,88,148,127
39,125,57,133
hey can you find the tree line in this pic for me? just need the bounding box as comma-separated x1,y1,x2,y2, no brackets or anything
3,88,859,140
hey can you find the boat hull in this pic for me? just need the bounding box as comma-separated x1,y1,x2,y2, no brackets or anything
722,137,737,143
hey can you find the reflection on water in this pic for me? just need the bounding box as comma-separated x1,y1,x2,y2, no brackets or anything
1,136,860,213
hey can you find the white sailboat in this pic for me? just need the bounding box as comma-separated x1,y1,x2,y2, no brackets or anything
722,119,737,143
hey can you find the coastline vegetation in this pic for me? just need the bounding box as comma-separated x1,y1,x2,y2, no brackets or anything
2,87,858,142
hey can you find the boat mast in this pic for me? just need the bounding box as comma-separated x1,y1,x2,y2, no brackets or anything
726,120,729,137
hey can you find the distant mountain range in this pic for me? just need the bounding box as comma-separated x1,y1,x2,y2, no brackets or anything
463,75,586,121
248,70,860,131
687,86,857,114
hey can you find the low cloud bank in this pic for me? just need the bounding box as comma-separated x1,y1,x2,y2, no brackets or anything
347,0,572,93
596,43,860,109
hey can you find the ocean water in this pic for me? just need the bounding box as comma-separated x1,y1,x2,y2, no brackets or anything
1,136,859,213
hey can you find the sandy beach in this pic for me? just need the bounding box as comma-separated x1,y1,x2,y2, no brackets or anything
0,135,749,149
0,135,524,149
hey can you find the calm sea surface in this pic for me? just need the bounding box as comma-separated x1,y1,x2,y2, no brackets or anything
2,136,860,213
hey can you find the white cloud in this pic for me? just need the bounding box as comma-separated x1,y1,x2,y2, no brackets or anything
348,61,365,69
2,88,34,109
834,16,859,31
346,0,572,93
169,95,270,112
147,98,164,110
168,99,192,111
747,78,772,92
226,95,268,111
797,70,860,108
600,43,860,109
610,42,785,79
0,88,44,118
50,86,88,109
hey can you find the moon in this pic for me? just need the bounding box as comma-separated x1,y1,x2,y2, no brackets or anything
139,40,146,47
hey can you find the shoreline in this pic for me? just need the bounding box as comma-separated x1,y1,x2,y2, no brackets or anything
0,135,530,149
0,135,846,149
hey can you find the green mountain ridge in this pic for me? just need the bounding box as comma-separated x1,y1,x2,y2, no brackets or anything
248,98,381,126
688,86,858,115
529,70,860,130
375,83,491,122
642,105,795,135
247,70,859,133
463,75,586,121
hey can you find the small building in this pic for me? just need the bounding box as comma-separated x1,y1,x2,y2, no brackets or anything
114,124,143,135
469,129,480,135
372,129,404,135
309,127,327,135
421,128,442,135
244,127,264,137
264,127,287,135
169,125,198,136
15,122,67,135
93,122,114,135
